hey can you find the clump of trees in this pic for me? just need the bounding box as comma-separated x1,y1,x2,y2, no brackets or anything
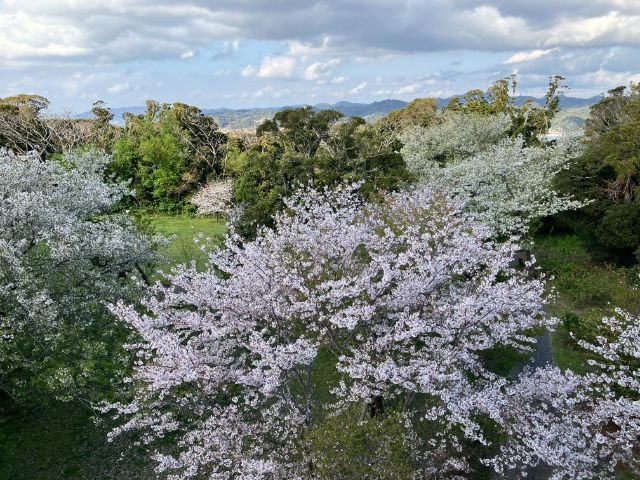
556,84,640,258
229,106,412,238
110,100,228,212
445,74,566,145
0,95,119,155
400,76,584,238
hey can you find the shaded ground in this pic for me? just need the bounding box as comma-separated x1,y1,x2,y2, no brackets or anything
0,215,225,479
0,400,154,480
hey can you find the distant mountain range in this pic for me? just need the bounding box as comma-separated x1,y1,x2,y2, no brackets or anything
81,96,600,130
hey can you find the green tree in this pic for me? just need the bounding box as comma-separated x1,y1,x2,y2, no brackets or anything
556,83,640,257
444,74,566,145
111,100,227,212
230,107,411,238
0,94,53,155
307,409,417,480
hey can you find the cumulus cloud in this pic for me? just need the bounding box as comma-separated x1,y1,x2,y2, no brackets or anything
2,0,639,110
242,55,296,78
303,59,340,80
348,82,367,95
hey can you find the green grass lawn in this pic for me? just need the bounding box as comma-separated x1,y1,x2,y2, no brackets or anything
148,214,227,276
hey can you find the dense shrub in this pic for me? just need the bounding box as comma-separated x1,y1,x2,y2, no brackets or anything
557,84,640,259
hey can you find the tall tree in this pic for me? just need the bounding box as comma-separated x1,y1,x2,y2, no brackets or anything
111,100,227,212
557,83,640,255
401,114,585,237
231,107,410,238
106,184,556,479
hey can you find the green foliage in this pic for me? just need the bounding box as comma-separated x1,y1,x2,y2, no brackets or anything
385,97,438,128
307,408,416,480
556,83,640,257
535,233,640,372
444,74,565,145
596,202,640,249
0,94,53,154
0,150,162,404
0,399,154,480
230,107,412,238
111,100,227,212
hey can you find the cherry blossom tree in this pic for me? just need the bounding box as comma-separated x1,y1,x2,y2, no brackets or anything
0,148,161,402
190,179,233,216
488,308,640,479
401,115,587,237
106,183,558,479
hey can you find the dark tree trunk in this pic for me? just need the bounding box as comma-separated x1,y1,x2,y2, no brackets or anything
368,395,384,418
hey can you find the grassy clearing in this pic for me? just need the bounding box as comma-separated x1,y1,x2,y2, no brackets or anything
534,233,640,372
148,214,227,275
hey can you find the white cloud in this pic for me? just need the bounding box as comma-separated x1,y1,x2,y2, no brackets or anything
2,0,640,111
392,77,438,96
243,55,296,78
223,40,239,52
504,48,557,64
240,64,257,77
107,81,131,93
395,83,420,95
303,58,339,80
348,81,367,95
3,1,640,67
253,85,289,98
544,11,640,48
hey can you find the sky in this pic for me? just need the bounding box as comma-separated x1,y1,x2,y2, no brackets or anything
1,0,640,112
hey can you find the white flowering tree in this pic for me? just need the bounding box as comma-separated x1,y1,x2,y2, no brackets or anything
488,308,640,479
401,114,586,237
106,184,563,479
0,149,161,402
190,179,233,216
401,112,512,178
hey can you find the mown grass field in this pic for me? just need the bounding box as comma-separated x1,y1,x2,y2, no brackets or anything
1,224,637,479
148,214,227,275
